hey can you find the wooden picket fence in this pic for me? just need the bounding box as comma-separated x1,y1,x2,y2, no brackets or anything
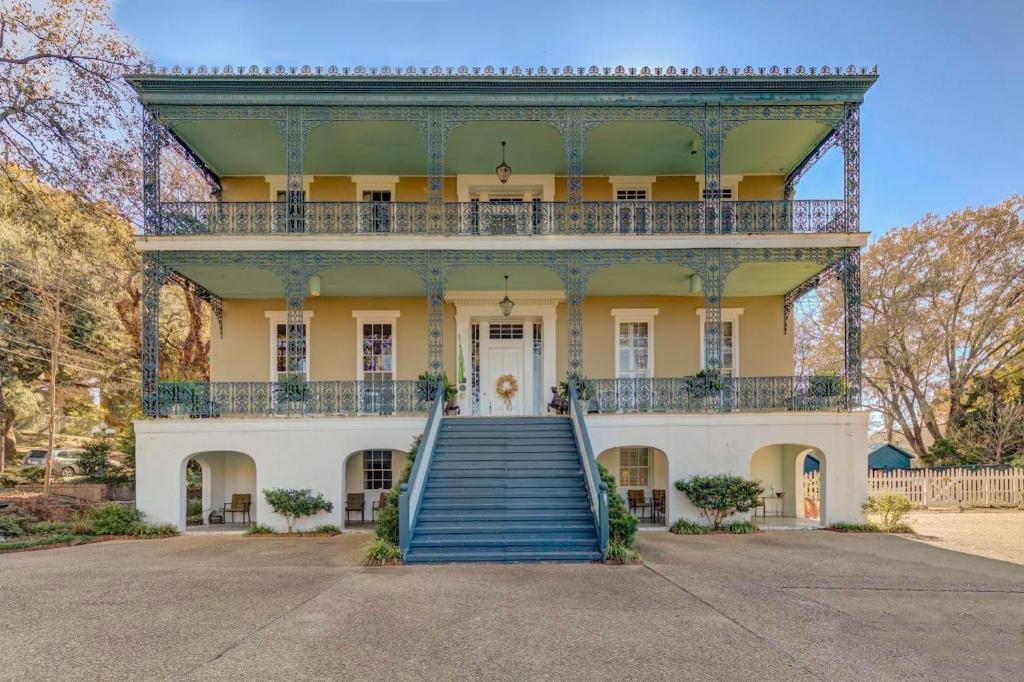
804,467,1024,508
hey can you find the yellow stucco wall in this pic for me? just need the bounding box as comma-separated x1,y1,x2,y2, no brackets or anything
210,297,455,382
220,176,271,201
652,176,700,200
309,176,356,201
738,175,786,200
210,294,792,383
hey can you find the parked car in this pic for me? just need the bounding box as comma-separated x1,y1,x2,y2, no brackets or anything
22,448,85,477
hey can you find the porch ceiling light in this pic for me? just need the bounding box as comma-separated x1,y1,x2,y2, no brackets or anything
495,140,511,184
498,275,515,317
309,275,321,297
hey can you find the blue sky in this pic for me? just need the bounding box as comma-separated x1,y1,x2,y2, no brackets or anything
114,0,1024,238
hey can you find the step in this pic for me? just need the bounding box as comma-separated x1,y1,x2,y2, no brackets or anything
429,469,582,479
419,499,592,511
423,488,591,499
425,477,587,488
431,459,581,470
418,509,593,522
410,534,598,548
443,418,569,425
414,521,596,534
405,548,602,563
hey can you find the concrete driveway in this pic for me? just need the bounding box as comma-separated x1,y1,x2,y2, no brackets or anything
0,531,1021,681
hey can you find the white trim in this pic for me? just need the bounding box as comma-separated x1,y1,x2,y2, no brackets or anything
353,310,400,381
695,174,742,199
265,175,313,201
612,308,658,378
264,311,314,381
608,176,656,197
456,174,555,202
696,307,743,376
352,175,400,199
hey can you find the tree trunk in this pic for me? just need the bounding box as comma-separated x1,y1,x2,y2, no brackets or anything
43,299,62,496
0,384,14,472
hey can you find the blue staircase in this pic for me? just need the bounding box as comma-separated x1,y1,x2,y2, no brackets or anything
404,417,603,563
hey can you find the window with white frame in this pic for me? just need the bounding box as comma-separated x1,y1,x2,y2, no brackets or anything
610,178,654,233
613,309,658,379
362,450,393,490
696,175,741,200
360,189,393,233
697,308,743,377
619,447,651,487
354,311,399,382
266,312,312,381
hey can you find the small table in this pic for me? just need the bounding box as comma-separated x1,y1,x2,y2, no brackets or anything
759,493,786,517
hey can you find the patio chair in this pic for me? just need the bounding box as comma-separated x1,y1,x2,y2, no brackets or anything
627,489,651,521
371,492,389,521
651,489,666,524
345,493,365,524
222,493,251,524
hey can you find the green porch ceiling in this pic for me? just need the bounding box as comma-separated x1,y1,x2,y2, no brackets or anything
171,120,284,176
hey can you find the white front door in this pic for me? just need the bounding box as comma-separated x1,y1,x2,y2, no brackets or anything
483,342,526,416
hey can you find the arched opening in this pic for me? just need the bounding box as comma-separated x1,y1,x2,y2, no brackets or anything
597,446,669,527
342,448,411,528
749,444,826,528
180,451,257,530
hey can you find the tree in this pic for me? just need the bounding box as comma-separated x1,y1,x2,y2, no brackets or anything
798,196,1024,458
0,0,140,203
262,488,334,532
674,474,763,529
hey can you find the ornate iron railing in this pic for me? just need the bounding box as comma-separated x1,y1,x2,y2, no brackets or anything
154,199,849,236
152,380,437,417
585,375,849,413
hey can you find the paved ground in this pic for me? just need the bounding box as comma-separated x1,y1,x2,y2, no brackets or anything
0,531,1022,681
903,510,1024,564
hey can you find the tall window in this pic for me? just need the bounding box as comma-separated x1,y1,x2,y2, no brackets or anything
698,308,742,377
618,322,650,378
363,450,393,490
275,189,306,232
619,447,650,487
361,323,394,381
615,188,650,233
360,190,392,233
266,312,311,381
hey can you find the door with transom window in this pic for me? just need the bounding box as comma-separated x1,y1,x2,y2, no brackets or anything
480,322,529,416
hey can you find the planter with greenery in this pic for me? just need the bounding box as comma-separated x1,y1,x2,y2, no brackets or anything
262,488,334,532
687,369,723,401
273,374,313,411
674,474,763,530
416,372,457,409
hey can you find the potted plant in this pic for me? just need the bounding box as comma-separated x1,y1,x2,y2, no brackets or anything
161,377,198,418
274,374,312,413
808,372,845,408
558,373,597,412
687,369,723,400
417,372,458,413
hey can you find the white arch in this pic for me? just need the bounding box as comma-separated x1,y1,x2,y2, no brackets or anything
596,445,670,527
340,447,411,528
179,451,257,530
749,443,827,525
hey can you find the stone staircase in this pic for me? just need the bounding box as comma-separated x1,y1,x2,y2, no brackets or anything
405,417,602,563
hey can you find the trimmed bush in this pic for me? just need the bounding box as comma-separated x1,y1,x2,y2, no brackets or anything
88,503,142,535
674,474,763,529
670,518,711,535
263,488,333,532
598,463,637,551
863,493,912,532
245,524,275,535
726,520,758,534
375,434,421,546
364,537,403,565
79,437,112,479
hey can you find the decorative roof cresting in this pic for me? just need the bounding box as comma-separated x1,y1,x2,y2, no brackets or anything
141,64,879,78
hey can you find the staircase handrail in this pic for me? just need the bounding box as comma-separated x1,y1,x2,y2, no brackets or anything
568,379,609,555
399,382,446,554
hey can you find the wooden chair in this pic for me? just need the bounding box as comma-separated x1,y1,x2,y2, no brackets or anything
651,489,666,524
345,493,365,524
371,492,389,521
627,489,651,520
222,494,251,524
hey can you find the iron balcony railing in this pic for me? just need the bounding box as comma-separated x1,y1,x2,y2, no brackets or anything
584,375,850,413
155,199,848,236
152,379,438,418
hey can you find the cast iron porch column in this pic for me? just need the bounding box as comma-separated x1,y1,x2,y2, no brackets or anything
141,254,170,416
702,103,724,234
842,249,862,407
841,104,861,233
424,255,447,374
701,249,726,410
142,109,165,235
561,108,585,233
282,109,306,232
425,109,447,232
564,253,587,375
272,257,313,380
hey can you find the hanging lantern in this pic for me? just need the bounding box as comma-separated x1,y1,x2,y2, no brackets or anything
498,275,515,317
495,140,511,184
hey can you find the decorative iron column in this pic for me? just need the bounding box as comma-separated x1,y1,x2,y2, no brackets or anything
842,249,862,407
141,254,170,416
424,254,447,373
142,109,165,235
273,257,313,380
561,109,585,232
702,104,724,234
563,253,587,374
425,108,446,231
701,249,726,410
282,109,307,233
841,104,861,233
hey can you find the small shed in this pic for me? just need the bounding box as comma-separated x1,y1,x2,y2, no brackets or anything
867,443,914,471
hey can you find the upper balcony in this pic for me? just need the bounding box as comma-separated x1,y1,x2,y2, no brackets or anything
130,64,876,241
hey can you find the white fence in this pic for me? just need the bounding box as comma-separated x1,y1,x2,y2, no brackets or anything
804,468,1024,508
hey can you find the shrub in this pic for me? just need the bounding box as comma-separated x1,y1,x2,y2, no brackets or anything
245,524,275,535
829,521,882,533
1,534,79,551
0,514,27,538
311,524,342,535
20,466,46,483
263,488,334,532
364,537,403,565
79,437,112,479
0,471,24,486
604,539,640,564
88,503,142,535
186,499,204,526
127,522,179,538
669,518,711,535
674,474,763,529
863,493,912,532
26,521,75,536
598,463,637,550
727,520,758,534
375,434,421,546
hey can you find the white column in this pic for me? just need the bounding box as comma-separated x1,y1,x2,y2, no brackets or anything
542,311,558,412
454,305,472,414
